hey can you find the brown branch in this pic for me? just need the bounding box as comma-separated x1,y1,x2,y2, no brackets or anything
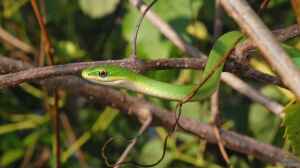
30,2,61,167
0,56,284,117
113,117,152,168
0,58,132,88
258,0,271,14
222,72,284,117
0,57,299,167
234,24,300,63
291,0,300,26
0,26,37,54
220,0,300,100
30,0,54,64
0,56,283,88
42,79,300,168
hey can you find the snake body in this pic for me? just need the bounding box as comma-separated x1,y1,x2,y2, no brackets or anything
81,31,243,101
81,31,300,101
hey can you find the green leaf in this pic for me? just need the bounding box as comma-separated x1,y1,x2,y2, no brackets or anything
24,131,41,147
249,103,280,143
122,6,172,59
284,102,300,157
91,107,119,132
139,138,173,168
229,155,251,168
55,40,87,62
79,0,119,18
3,0,29,18
122,0,203,59
0,149,24,166
0,115,48,135
170,101,210,123
283,44,300,68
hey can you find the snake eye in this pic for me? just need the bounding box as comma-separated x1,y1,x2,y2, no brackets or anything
99,70,108,78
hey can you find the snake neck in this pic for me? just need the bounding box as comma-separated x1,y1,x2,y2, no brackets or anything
119,75,215,101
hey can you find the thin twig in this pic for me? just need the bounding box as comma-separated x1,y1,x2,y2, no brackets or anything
258,0,270,14
0,26,37,54
30,1,60,168
221,72,284,117
291,0,300,26
213,0,224,40
30,0,54,64
129,0,206,58
34,148,51,168
131,0,158,59
61,114,88,168
211,0,230,164
211,91,230,165
113,117,152,168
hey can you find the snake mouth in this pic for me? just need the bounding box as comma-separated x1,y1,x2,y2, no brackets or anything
81,70,105,82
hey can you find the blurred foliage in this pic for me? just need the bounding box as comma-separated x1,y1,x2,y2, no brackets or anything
284,102,300,157
0,0,299,167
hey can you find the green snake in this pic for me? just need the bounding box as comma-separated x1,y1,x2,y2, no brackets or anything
81,31,300,101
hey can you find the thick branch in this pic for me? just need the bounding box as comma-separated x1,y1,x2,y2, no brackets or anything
0,56,284,117
0,57,282,88
51,76,300,167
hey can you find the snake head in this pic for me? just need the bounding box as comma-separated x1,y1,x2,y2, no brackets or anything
81,65,134,86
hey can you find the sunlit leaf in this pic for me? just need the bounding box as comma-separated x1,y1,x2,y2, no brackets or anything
55,40,87,61
250,57,275,76
186,21,208,41
20,83,43,98
79,0,119,18
24,131,41,147
282,44,300,67
230,155,251,168
62,107,118,162
0,149,24,166
3,0,29,18
0,115,48,135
